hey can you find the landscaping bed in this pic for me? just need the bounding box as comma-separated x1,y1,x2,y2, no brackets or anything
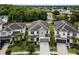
6,40,39,55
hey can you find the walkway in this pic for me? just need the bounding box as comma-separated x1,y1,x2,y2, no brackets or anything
40,42,50,55
0,43,9,55
57,43,68,55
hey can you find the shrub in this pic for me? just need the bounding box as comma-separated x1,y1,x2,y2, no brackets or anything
5,49,11,55
53,10,60,15
76,50,79,55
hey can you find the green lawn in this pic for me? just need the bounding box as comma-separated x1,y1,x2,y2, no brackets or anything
68,48,79,54
8,40,28,52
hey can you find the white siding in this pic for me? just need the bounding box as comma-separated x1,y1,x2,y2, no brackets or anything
76,33,79,38
0,24,2,31
22,28,26,34
0,31,12,36
59,31,67,39
69,33,73,37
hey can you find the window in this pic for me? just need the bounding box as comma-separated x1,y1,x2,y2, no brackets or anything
1,32,6,35
31,38,33,40
37,31,39,34
46,31,48,34
31,31,34,34
37,38,39,41
63,32,65,35
57,31,59,34
68,33,70,35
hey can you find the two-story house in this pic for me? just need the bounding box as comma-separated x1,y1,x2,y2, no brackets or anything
28,20,50,44
54,20,78,44
0,16,26,49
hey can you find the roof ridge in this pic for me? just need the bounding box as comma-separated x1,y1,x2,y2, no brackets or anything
16,23,23,29
39,20,48,30
30,21,39,30
56,20,65,30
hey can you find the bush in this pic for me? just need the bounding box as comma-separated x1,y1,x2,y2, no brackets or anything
53,10,60,15
76,51,79,55
14,41,22,46
6,49,11,55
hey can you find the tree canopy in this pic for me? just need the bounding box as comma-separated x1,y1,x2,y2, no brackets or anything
0,5,47,22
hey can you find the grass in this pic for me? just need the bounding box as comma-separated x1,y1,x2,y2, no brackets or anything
68,48,79,54
8,40,28,52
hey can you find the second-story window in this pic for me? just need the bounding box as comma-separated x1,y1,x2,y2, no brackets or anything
31,31,34,34
37,31,39,34
68,33,70,35
1,32,6,35
46,31,48,34
63,32,65,35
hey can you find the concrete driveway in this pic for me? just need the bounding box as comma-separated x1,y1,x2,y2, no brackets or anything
57,43,68,55
40,42,50,55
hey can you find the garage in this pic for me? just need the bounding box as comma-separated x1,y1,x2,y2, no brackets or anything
0,39,10,50
40,39,48,42
56,39,66,43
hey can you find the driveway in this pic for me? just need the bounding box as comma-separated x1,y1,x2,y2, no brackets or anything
57,43,68,55
0,43,9,55
40,42,50,55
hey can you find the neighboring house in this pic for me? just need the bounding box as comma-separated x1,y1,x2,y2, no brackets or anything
0,16,8,23
0,16,8,31
54,20,79,44
0,16,26,49
28,20,50,44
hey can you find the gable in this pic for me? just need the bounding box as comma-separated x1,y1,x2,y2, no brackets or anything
29,20,48,31
54,20,78,33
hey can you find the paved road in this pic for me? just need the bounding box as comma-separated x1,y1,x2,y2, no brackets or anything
57,43,68,55
0,43,9,55
40,42,50,55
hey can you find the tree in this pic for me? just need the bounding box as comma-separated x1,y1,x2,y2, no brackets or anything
53,10,60,15
70,15,77,23
27,41,36,55
0,5,47,22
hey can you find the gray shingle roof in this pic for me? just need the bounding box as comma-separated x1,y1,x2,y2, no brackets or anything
4,23,26,31
9,23,26,30
4,27,11,31
10,23,22,30
54,20,78,33
29,20,49,31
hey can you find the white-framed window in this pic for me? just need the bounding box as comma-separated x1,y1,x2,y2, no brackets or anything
1,32,6,35
31,31,34,34
37,31,39,34
63,32,65,35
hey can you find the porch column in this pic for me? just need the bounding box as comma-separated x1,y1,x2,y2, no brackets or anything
66,40,67,44
10,38,12,43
